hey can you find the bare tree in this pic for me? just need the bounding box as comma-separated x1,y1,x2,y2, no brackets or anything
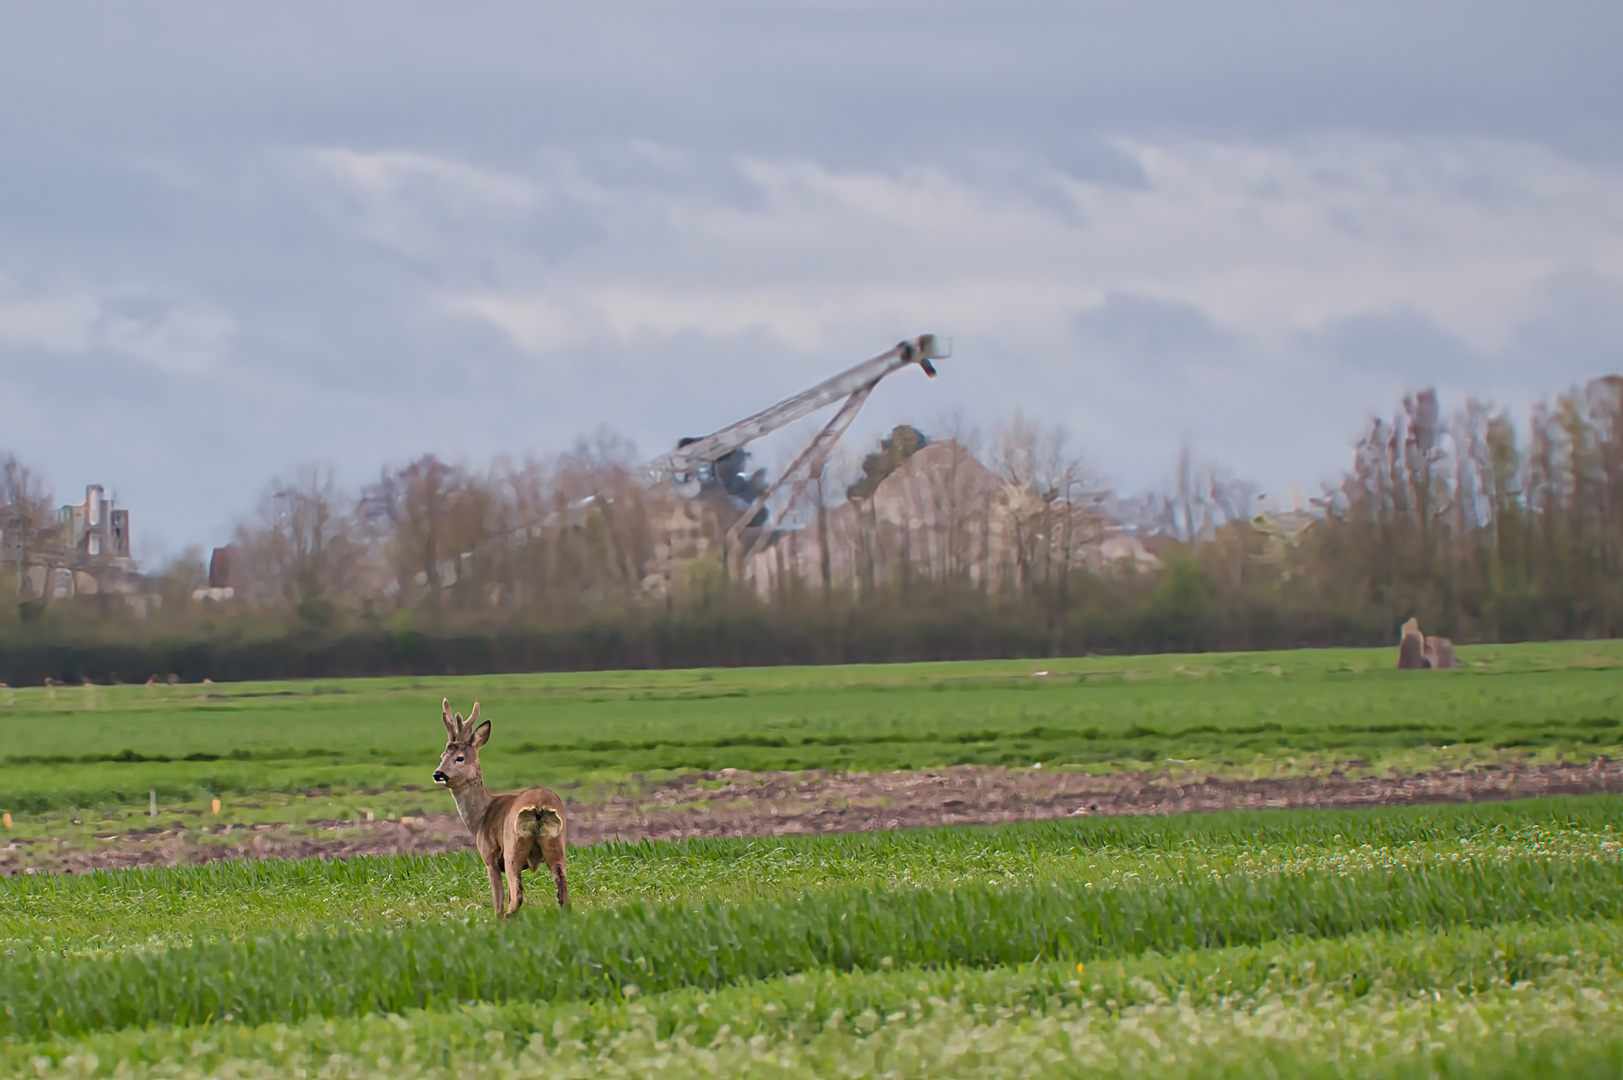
923,414,989,585
1,455,55,589
361,455,487,614
990,412,1105,603
1584,376,1623,634
1141,444,1257,544
234,465,360,623
551,429,658,608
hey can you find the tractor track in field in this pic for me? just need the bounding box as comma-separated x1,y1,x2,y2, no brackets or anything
6,759,1623,875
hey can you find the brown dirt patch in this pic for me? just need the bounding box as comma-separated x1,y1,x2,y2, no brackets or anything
5,759,1621,876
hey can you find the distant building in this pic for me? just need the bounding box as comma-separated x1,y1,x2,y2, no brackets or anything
1,483,145,605
59,485,134,566
739,440,1161,596
193,544,240,602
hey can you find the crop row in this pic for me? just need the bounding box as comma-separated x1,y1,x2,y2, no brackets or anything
4,644,1620,808
5,852,1622,1039
9,798,1623,956
11,918,1623,1078
13,709,1587,764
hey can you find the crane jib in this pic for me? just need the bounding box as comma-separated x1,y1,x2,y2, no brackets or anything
639,334,951,486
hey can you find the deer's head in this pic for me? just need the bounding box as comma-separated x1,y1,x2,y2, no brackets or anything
434,698,490,791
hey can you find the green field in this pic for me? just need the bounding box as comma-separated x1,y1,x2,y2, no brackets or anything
3,641,1621,825
6,798,1623,1077
2,643,1623,1076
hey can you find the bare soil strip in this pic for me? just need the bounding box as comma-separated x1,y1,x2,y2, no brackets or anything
5,760,1621,875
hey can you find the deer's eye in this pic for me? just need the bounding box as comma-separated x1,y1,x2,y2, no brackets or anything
455,755,465,763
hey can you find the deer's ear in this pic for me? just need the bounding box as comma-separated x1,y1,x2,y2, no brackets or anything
442,698,457,738
471,719,491,749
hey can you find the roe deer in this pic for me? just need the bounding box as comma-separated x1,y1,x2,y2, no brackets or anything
433,699,568,914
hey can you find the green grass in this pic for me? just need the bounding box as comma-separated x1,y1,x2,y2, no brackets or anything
4,797,1623,1074
9,797,1620,957
5,798,1623,1041
8,647,1623,1076
10,856,1623,1039
10,918,1623,1079
3,641,1621,816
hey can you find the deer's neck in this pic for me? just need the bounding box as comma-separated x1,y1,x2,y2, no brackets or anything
450,776,492,836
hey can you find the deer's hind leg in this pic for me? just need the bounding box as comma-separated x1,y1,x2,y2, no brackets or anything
521,843,566,907
504,838,533,916
550,859,568,908
539,835,568,908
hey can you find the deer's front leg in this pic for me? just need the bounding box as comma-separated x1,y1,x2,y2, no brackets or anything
487,859,505,918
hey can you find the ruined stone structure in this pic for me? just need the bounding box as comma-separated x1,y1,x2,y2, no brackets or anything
1,483,145,607
1398,616,1459,670
739,440,1160,597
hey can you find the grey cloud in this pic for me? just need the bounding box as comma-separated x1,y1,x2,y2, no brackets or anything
1293,272,1623,411
2,2,1621,551
1308,308,1479,386
1508,268,1623,390
1072,293,1239,373
0,277,236,375
1,3,1618,155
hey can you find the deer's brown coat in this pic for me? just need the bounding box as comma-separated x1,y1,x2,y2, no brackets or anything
434,699,568,914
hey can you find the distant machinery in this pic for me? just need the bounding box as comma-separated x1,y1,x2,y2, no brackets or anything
625,334,953,573
434,335,953,589
671,440,771,529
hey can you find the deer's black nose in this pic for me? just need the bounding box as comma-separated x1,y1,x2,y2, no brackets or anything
433,771,449,785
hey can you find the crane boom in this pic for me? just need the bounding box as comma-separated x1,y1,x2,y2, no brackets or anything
463,333,951,581
637,334,951,487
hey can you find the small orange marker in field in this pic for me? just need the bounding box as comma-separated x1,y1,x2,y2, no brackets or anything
2,812,12,829
211,797,221,815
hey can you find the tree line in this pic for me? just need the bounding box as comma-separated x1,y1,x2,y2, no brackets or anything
1,375,1618,683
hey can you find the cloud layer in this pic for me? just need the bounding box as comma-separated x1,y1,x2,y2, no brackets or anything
1,3,1619,554
0,276,235,375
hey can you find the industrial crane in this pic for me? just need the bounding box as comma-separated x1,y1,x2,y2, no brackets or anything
631,333,952,575
463,334,951,583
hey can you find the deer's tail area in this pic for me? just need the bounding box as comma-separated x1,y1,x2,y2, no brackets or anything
515,804,564,840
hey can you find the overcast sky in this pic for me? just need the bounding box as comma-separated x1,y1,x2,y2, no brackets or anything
2,2,1621,558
